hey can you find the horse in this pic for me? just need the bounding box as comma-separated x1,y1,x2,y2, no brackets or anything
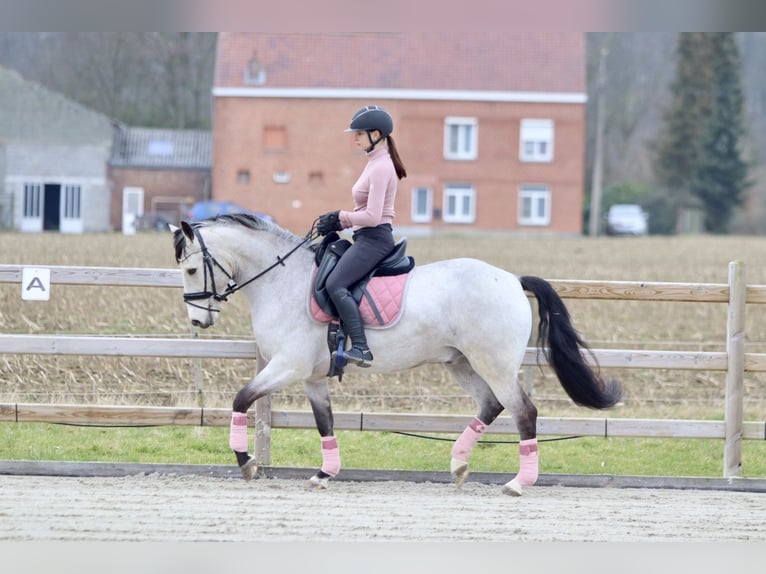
171,214,622,496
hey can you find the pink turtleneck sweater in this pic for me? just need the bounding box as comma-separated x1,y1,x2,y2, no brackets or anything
339,146,397,230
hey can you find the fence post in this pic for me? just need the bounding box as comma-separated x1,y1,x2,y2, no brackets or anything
252,347,272,466
254,395,272,465
724,260,745,478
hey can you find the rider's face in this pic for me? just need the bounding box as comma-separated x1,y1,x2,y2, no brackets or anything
352,130,379,150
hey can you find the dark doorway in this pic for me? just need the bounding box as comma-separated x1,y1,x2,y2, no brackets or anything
43,184,61,231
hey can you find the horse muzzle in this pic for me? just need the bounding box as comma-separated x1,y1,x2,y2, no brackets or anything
187,304,218,329
191,318,211,329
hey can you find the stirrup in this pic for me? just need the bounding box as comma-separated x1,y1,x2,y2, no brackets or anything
345,346,373,367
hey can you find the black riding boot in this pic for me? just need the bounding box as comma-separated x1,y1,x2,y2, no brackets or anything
330,288,373,367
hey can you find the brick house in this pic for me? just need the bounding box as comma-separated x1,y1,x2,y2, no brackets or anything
212,33,587,235
108,126,211,232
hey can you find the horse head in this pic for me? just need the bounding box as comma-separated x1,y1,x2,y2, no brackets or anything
171,213,313,330
171,220,234,329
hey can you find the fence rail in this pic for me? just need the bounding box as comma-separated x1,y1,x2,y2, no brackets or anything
1,262,763,478
1,402,764,441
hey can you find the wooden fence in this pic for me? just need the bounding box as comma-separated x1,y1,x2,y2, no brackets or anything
1,262,765,478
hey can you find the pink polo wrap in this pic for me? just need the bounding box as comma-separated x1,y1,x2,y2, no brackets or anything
321,436,341,477
516,438,539,486
451,417,488,462
229,411,249,452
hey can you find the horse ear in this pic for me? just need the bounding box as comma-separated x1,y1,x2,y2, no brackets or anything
180,220,195,241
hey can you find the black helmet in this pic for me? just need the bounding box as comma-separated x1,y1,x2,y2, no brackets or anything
345,105,393,137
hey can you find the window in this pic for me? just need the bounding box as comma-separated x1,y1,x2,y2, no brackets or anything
443,184,475,223
520,119,554,162
62,185,81,219
411,187,432,222
23,183,42,218
61,184,83,233
309,171,324,185
147,140,174,156
245,53,266,85
444,117,478,160
518,185,551,226
237,170,251,184
263,125,287,150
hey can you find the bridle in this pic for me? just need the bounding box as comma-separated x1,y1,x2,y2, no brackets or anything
181,221,318,313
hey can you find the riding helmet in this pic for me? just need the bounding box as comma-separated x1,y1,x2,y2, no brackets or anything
345,105,394,137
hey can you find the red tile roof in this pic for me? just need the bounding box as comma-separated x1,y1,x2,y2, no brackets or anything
215,33,585,94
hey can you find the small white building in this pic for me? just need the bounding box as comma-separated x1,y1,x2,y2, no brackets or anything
0,65,114,233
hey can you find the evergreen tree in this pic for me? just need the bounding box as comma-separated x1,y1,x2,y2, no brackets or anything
654,33,714,192
690,33,750,233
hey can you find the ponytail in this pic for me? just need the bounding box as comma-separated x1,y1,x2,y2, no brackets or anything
386,136,407,180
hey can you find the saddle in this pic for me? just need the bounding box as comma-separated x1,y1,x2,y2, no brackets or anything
311,232,414,321
310,232,415,380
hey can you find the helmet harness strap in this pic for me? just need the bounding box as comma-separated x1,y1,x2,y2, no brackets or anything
364,130,383,153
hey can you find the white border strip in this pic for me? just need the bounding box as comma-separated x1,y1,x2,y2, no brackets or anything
213,87,587,104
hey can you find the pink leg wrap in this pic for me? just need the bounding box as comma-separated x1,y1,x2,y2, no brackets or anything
229,411,249,452
516,438,539,486
320,436,341,477
451,417,488,462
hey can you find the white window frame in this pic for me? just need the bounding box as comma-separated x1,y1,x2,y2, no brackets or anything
60,184,83,234
21,183,43,232
443,183,475,224
411,186,433,223
444,117,478,160
518,185,551,226
520,119,554,163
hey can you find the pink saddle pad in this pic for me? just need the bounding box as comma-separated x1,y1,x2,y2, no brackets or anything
309,271,410,329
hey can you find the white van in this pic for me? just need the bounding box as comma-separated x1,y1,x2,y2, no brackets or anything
606,204,648,236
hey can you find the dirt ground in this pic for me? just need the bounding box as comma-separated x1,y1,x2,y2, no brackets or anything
1,473,764,542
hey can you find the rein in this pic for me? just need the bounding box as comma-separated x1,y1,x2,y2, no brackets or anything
183,220,319,312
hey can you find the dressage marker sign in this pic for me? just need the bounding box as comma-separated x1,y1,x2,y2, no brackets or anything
21,268,50,301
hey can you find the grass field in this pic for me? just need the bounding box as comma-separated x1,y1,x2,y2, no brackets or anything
1,230,765,477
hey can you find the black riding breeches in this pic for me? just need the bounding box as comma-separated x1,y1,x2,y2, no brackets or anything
325,224,394,295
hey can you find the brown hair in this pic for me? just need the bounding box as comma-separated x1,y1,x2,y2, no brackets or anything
386,136,407,180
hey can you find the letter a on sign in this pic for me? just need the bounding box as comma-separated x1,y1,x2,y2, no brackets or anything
21,268,51,301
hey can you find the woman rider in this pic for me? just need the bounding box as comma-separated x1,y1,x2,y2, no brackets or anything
316,105,408,367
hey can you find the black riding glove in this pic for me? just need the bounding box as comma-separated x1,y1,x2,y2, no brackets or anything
317,210,342,235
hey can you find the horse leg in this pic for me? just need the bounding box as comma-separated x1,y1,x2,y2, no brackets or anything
458,347,539,496
502,386,539,497
229,356,306,480
446,358,505,488
303,379,340,491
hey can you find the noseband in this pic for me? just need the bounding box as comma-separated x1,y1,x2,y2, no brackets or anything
182,223,317,313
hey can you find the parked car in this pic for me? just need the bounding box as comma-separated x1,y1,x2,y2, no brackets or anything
187,200,274,223
133,213,172,232
606,204,648,236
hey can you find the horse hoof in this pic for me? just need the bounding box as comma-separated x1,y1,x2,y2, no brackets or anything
304,474,330,491
450,458,470,489
502,478,523,496
240,457,258,481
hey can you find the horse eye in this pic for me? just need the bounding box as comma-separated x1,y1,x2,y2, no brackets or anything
187,268,197,276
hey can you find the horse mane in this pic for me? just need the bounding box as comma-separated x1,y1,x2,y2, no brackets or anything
173,213,309,262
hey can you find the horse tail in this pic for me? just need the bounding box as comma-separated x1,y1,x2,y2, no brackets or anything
520,275,622,409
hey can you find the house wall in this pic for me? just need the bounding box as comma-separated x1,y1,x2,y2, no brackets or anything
212,97,585,235
0,146,9,229
108,167,211,230
6,143,111,232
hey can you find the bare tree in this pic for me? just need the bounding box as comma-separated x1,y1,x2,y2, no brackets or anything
0,32,216,128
